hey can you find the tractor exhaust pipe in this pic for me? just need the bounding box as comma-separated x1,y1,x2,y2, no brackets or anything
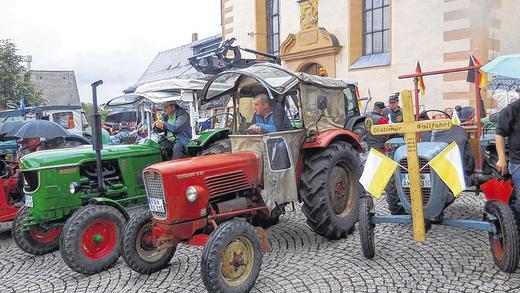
91,80,105,194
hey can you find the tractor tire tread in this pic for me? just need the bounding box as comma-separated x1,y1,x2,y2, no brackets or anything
60,204,126,275
12,206,60,255
122,210,176,274
201,220,262,293
300,141,361,240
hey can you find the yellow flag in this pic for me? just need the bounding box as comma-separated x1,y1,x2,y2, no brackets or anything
429,142,467,196
479,70,488,89
451,111,460,126
360,148,398,198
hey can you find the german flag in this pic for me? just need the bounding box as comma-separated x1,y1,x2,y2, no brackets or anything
466,54,487,88
416,61,426,96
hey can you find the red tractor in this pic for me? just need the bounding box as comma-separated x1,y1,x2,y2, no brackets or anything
122,64,364,292
0,161,22,222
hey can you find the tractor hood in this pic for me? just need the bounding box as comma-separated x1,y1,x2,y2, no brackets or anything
394,142,448,162
20,142,161,171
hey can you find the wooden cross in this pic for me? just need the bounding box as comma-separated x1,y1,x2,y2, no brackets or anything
370,89,452,242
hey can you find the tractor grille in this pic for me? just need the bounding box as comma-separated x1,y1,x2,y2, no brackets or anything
204,171,250,197
399,158,431,206
143,170,167,220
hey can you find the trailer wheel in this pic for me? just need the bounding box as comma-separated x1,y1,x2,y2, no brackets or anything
60,204,126,275
12,207,62,255
484,201,519,273
200,138,231,155
201,220,263,293
359,195,375,258
122,210,176,274
300,141,361,239
385,178,405,215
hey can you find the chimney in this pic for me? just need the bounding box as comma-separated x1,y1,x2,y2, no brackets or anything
192,33,199,43
24,55,32,71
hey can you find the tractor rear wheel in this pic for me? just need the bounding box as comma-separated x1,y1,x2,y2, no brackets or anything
60,204,126,275
12,207,62,255
201,139,231,155
122,210,176,274
300,141,361,240
359,195,375,258
385,178,405,215
484,200,519,273
201,220,263,293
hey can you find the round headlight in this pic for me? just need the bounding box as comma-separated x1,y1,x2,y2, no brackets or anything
186,186,198,202
69,182,79,195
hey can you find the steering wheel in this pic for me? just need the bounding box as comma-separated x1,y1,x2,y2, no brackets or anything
420,110,451,120
197,112,235,134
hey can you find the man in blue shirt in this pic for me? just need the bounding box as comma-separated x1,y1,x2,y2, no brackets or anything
247,93,293,134
153,101,192,159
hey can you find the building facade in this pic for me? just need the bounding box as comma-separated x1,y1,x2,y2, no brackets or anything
221,0,519,110
30,70,81,106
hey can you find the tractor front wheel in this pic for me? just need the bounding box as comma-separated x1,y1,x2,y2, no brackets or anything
60,204,126,275
122,210,176,274
385,177,405,215
359,195,375,258
300,141,361,239
201,220,263,293
12,207,62,255
485,200,519,273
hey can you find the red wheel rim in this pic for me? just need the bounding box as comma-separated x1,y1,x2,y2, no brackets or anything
491,238,505,261
80,219,118,259
29,226,62,243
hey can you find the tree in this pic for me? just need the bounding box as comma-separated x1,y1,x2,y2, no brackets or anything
81,102,110,123
0,39,45,109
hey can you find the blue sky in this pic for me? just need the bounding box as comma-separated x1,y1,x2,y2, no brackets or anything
1,0,221,103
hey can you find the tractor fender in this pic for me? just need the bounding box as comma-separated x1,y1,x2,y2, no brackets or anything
199,128,230,147
345,115,367,131
88,197,130,221
302,129,363,153
187,128,230,156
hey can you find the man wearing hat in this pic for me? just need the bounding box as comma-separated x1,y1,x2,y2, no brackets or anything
365,101,390,151
153,101,192,160
384,92,403,123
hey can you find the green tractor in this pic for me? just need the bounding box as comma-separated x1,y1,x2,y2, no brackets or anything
12,78,231,274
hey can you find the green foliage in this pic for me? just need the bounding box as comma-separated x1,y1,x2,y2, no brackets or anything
81,102,110,123
0,39,45,108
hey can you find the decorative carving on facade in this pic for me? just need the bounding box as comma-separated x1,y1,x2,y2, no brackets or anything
299,0,318,30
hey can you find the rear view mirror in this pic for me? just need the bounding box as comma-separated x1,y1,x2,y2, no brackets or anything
317,95,328,111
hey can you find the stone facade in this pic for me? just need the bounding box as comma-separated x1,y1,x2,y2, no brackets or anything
221,0,520,111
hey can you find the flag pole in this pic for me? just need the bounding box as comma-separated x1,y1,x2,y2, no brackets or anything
474,70,483,172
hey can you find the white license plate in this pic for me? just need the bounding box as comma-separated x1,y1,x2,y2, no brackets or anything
148,197,165,213
25,195,33,208
401,173,431,188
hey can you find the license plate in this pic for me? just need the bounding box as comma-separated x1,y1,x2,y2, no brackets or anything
148,197,165,213
25,195,33,208
401,173,431,188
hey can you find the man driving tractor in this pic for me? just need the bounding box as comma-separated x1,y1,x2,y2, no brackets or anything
247,93,293,134
153,101,192,159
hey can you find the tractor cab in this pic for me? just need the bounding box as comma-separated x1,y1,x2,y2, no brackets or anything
202,63,360,210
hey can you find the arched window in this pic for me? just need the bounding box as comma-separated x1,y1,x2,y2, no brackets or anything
301,63,327,77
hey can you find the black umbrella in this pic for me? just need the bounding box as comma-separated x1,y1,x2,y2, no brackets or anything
14,120,69,139
0,121,28,141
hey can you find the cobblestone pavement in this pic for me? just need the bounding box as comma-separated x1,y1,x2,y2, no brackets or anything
1,194,520,293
